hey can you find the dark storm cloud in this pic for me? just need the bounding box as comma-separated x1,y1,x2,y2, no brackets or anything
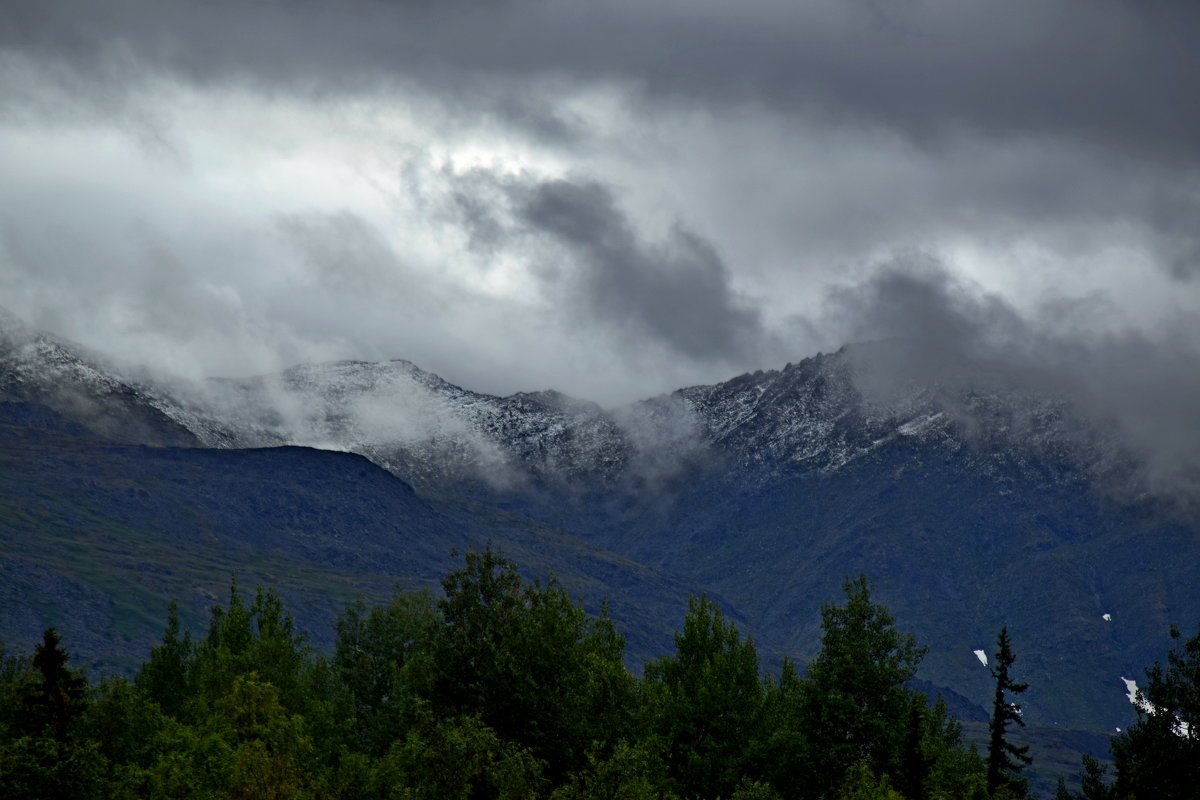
515,178,764,362
827,257,1027,362
826,258,1200,499
5,0,1200,165
448,169,767,363
1146,188,1200,279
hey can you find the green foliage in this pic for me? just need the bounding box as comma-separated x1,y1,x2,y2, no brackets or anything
141,719,236,800
430,545,635,781
323,749,376,800
295,653,356,772
0,629,107,799
799,576,926,797
376,711,544,800
920,696,988,800
1058,754,1114,800
193,582,310,714
643,594,763,799
0,734,108,800
334,589,440,755
0,553,1090,800
548,740,671,800
18,628,89,741
0,642,31,737
753,656,807,798
835,763,904,800
75,677,170,796
136,600,193,718
203,673,315,800
730,778,783,800
987,627,1031,798
1111,622,1200,799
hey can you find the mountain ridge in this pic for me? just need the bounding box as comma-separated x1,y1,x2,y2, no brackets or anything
2,311,1197,735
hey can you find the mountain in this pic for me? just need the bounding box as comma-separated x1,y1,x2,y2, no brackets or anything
132,340,1200,733
3,311,1198,739
0,397,716,676
0,309,198,448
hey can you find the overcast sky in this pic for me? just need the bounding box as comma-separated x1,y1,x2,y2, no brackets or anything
1,0,1198,420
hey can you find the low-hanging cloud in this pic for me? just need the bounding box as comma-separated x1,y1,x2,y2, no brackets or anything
822,258,1200,500
511,177,766,363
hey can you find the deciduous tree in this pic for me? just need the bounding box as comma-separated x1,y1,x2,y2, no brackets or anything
431,545,634,782
801,576,925,796
643,594,763,799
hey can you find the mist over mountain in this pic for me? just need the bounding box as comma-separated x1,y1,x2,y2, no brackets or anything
0,308,198,448
4,308,1198,742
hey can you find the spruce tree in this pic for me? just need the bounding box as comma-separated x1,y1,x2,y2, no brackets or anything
20,627,89,741
137,600,193,718
986,627,1031,797
898,697,934,800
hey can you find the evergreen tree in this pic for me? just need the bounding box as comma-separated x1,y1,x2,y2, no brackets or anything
1,629,107,800
1111,622,1200,799
0,554,1021,799
986,627,1031,798
137,600,193,718
897,697,933,800
19,628,89,741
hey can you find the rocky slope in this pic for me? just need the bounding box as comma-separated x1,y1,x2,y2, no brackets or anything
0,310,198,448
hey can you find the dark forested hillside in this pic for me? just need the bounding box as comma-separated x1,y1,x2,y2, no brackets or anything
0,401,706,675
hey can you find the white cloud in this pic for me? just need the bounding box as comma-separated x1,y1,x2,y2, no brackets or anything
0,0,1197,415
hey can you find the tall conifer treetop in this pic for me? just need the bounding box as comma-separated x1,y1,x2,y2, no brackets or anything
987,626,1032,798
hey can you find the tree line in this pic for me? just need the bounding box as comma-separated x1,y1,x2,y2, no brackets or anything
0,546,1192,799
